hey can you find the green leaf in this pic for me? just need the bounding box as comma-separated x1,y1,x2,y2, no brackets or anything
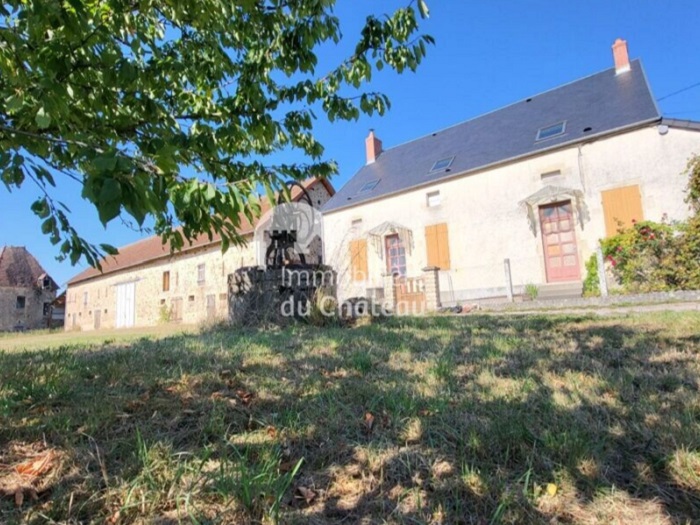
417,0,430,18
35,107,51,129
5,94,24,114
97,199,121,225
41,217,56,235
99,244,119,256
99,178,122,204
205,183,216,201
93,154,118,173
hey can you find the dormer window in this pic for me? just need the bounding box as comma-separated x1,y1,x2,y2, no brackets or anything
536,122,566,141
429,157,454,172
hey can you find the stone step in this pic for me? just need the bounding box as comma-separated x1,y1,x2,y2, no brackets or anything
536,281,583,300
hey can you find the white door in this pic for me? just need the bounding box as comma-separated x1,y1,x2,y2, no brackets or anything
115,282,136,328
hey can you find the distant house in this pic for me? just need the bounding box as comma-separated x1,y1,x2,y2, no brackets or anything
322,40,700,306
65,178,334,330
51,291,66,329
0,246,58,331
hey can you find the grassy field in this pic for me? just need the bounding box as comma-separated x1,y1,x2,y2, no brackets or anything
1,312,699,524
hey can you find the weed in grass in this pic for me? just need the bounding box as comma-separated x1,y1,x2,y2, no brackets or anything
211,443,302,522
347,350,373,374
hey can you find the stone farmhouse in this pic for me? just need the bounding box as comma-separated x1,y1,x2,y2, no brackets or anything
0,246,58,331
322,40,700,308
65,178,334,330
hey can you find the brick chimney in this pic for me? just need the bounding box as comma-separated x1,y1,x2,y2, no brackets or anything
365,129,382,164
612,38,630,74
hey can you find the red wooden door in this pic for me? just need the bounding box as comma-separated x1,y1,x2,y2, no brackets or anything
539,201,581,282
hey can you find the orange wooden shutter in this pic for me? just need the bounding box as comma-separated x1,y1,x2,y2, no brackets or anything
436,223,451,270
350,239,368,281
425,223,451,270
601,185,644,237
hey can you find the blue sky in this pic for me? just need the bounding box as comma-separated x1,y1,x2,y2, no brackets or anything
2,1,700,287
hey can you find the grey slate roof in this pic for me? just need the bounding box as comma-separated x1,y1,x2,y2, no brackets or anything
323,59,661,213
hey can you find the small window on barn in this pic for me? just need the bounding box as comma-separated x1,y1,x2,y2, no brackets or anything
197,264,205,285
188,295,195,302
43,303,51,316
16,296,25,309
426,191,441,207
429,157,454,172
83,291,88,306
163,271,170,292
358,180,380,193
536,122,566,141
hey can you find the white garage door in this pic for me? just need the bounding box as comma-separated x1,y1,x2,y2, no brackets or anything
115,282,136,328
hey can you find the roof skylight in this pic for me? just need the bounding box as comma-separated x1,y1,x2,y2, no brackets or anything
358,180,380,193
536,121,566,141
429,156,454,172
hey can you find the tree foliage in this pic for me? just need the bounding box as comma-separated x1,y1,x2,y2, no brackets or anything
0,0,432,266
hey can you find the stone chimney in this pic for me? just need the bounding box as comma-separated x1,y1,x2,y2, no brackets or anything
612,38,630,74
365,129,382,164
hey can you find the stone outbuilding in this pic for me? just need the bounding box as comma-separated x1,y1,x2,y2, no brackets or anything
0,246,58,331
65,178,334,331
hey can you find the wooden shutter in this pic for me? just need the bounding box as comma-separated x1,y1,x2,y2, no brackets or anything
425,223,451,270
601,185,644,237
162,271,170,292
349,239,368,282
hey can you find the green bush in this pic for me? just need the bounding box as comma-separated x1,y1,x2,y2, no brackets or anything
601,155,700,293
582,255,600,297
601,219,676,293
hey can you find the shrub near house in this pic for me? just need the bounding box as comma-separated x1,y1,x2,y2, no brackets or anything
598,155,700,293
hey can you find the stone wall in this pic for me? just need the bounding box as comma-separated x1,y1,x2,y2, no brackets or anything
228,266,337,326
66,242,256,331
65,180,334,331
0,286,55,331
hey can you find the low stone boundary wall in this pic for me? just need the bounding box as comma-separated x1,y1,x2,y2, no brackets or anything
228,265,337,325
481,289,700,312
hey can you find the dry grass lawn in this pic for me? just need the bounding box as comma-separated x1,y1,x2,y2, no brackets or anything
1,311,699,524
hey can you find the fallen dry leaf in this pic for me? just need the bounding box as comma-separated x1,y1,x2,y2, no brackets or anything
363,412,375,432
279,460,297,473
266,426,277,438
295,486,317,505
15,450,55,478
236,389,254,405
14,488,23,507
546,483,558,496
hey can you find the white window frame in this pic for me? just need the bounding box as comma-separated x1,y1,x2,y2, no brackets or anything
426,190,441,207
